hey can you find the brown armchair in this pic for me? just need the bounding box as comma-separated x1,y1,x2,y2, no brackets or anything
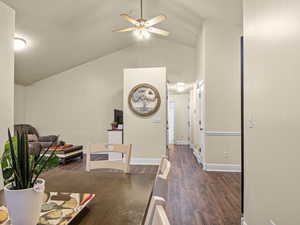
14,124,58,149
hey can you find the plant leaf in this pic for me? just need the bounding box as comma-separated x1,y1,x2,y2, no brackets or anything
3,168,13,180
32,136,59,173
8,129,23,188
32,151,59,185
2,131,59,189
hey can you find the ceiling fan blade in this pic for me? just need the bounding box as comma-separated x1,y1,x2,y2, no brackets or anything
148,27,170,36
120,14,139,26
145,15,167,27
113,27,137,33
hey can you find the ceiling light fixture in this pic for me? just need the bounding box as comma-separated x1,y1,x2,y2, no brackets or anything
14,37,27,51
176,82,185,92
134,28,151,40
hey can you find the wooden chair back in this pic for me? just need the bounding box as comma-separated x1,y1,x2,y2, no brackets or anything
144,196,167,225
86,144,132,173
152,205,171,225
153,158,171,200
156,155,168,177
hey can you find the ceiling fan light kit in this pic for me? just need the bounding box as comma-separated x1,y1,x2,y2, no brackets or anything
113,0,170,40
134,29,151,39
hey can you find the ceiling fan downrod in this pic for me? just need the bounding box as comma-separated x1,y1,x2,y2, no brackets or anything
141,0,143,19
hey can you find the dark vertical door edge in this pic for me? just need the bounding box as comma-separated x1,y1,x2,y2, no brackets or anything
241,36,245,216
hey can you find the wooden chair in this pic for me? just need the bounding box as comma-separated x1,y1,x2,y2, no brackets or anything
152,205,171,225
156,155,168,177
86,144,132,173
141,157,171,225
144,196,170,225
153,157,171,201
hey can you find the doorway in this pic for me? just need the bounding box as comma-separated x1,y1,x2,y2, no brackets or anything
167,92,190,146
168,100,175,144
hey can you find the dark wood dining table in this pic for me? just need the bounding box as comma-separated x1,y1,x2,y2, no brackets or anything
0,169,155,225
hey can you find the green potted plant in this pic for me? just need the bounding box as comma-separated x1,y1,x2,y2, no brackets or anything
1,129,59,225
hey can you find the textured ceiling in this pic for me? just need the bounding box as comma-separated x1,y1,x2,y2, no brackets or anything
1,0,242,85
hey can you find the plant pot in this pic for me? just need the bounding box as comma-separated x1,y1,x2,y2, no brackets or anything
4,179,45,225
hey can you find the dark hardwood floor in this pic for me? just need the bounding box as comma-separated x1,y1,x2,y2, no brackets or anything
56,145,241,225
167,145,241,225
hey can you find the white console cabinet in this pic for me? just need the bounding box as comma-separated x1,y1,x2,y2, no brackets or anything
108,129,123,144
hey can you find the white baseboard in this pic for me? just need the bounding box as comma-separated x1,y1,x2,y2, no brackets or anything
193,150,202,164
241,217,247,225
192,149,207,170
130,158,161,165
205,163,241,172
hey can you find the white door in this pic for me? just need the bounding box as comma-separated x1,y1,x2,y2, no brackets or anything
168,101,175,144
198,82,205,163
188,95,192,147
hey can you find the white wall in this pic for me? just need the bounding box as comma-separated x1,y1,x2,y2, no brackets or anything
196,29,204,81
244,0,300,224
14,84,26,124
169,94,190,145
0,2,14,148
124,67,166,163
189,84,201,149
200,20,242,167
24,38,195,152
0,1,14,188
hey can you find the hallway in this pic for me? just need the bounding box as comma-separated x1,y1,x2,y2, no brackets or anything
167,145,241,225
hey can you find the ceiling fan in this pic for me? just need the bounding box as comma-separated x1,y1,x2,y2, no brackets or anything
113,0,170,39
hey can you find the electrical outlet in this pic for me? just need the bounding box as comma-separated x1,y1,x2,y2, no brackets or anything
270,219,276,225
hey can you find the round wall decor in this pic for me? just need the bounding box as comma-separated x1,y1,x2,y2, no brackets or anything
128,83,161,117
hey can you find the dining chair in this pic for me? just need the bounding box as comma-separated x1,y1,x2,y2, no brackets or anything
86,144,132,173
153,157,171,200
151,205,171,225
156,155,168,177
144,196,170,225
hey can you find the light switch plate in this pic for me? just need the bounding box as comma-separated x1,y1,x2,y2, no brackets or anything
152,119,161,124
248,115,255,128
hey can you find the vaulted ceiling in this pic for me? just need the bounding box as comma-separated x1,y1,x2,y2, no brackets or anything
2,0,242,85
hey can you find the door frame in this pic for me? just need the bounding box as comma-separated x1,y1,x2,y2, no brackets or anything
241,36,245,217
196,80,206,167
